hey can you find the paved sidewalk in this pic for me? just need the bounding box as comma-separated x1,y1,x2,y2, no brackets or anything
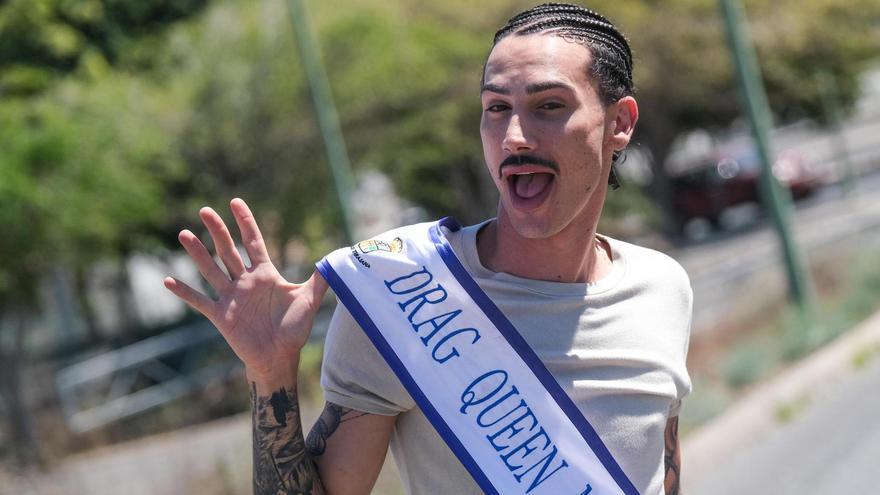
3,414,253,495
682,309,880,493
2,402,405,495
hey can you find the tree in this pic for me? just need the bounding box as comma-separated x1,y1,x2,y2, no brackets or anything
167,0,659,246
0,0,208,95
603,0,880,231
0,0,209,469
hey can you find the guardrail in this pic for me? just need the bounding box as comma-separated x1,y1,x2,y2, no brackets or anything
55,320,241,433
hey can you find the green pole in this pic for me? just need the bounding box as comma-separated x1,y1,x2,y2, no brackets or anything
816,71,858,196
286,0,357,244
718,0,813,312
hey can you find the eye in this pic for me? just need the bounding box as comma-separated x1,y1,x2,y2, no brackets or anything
484,103,510,113
538,101,565,110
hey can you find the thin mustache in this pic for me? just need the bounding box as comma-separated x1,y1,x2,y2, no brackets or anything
498,154,559,179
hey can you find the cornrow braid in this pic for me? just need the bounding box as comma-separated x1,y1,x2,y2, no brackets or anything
495,2,611,34
492,3,634,106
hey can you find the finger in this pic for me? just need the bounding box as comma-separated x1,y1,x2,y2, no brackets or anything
163,277,216,320
229,198,271,265
306,269,330,303
178,229,230,293
199,206,246,279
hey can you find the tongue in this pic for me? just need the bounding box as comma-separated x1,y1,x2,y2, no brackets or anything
514,173,552,199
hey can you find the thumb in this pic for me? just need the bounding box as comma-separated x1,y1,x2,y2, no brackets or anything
306,269,330,302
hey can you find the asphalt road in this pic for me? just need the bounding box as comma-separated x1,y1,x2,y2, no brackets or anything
673,172,880,334
688,350,880,494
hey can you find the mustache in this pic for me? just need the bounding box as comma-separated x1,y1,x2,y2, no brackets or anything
498,154,559,179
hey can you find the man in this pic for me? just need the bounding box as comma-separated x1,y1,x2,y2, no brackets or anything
164,3,691,494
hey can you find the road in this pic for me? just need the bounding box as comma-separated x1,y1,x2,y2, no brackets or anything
683,310,880,494
672,171,880,334
687,349,880,494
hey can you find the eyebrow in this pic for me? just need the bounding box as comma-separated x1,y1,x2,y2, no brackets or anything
481,83,510,95
480,81,575,95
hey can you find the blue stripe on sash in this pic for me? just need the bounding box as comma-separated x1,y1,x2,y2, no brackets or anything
316,258,499,495
431,217,640,495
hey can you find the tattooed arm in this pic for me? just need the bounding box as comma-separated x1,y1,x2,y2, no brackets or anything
252,381,323,494
305,401,396,494
664,416,682,495
251,374,397,495
163,201,396,493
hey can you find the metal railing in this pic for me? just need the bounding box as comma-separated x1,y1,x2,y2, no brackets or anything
55,320,241,433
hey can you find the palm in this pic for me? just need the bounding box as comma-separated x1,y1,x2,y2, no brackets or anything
164,199,328,379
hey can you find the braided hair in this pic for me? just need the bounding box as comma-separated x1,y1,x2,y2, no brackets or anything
492,3,634,106
491,3,634,184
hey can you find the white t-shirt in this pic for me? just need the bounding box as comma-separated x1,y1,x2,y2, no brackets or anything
321,221,692,494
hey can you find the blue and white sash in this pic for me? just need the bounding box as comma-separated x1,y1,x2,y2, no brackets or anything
316,218,638,495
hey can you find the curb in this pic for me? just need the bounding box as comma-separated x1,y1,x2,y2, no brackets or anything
681,308,880,490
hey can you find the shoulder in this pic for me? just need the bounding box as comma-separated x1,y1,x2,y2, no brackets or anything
321,303,416,414
610,237,690,286
605,236,693,308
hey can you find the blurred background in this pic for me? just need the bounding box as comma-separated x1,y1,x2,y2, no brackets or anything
0,0,878,493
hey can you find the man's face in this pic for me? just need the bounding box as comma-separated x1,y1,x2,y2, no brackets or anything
480,34,629,239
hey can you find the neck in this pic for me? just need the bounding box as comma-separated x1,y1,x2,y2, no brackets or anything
476,214,613,284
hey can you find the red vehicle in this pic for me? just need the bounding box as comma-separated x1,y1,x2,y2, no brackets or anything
670,143,827,234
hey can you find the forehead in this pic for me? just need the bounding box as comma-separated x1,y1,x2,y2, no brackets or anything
483,34,593,90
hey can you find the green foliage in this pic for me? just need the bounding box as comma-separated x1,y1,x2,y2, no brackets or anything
851,343,880,371
0,73,185,304
745,0,880,123
774,393,811,424
2,0,878,306
0,0,209,95
782,249,880,360
161,1,340,255
685,244,880,432
601,0,880,169
679,376,732,434
297,342,325,402
323,8,494,222
0,0,204,309
722,339,774,389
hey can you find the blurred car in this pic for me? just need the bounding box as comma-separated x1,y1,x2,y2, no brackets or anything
670,142,828,235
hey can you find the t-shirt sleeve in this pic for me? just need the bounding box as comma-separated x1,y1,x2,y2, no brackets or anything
668,279,694,418
320,302,415,415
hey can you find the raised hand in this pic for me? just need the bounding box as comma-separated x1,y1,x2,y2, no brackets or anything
163,198,328,383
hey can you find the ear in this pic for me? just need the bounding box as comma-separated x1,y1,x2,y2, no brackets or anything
608,96,639,151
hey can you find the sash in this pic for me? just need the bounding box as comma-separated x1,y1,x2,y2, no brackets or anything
316,218,638,495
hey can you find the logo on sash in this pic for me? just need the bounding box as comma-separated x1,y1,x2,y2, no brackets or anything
357,237,404,254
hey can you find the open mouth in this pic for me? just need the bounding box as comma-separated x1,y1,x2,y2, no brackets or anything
507,170,555,209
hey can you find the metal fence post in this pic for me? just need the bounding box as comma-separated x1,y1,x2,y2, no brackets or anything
286,0,357,244
718,0,814,315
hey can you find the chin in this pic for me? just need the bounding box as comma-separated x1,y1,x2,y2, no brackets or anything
500,206,567,240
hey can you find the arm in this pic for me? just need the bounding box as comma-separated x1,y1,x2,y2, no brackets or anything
306,401,397,493
663,416,681,495
251,373,396,494
164,198,394,494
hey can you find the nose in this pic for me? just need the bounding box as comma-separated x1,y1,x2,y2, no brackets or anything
502,114,535,154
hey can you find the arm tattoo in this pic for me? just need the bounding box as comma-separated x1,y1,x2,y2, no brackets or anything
664,416,681,495
305,404,369,456
251,383,324,495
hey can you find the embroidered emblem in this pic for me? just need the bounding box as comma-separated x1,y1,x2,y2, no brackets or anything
357,237,404,254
